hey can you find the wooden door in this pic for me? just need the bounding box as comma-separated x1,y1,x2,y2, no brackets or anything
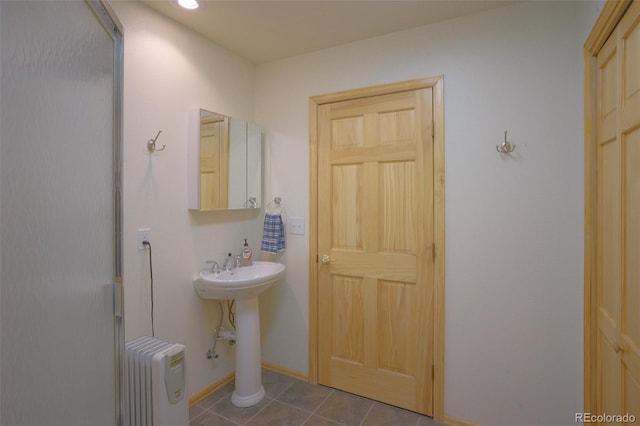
595,1,640,420
315,86,435,415
200,116,229,209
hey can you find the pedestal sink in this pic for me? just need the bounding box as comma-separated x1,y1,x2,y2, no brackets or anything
193,261,285,407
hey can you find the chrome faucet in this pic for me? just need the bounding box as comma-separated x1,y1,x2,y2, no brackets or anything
223,254,241,271
205,260,220,274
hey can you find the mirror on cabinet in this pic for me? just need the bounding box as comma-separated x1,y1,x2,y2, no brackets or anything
188,109,262,210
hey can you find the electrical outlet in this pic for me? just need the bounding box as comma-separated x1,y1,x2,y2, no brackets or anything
137,228,150,250
289,217,305,235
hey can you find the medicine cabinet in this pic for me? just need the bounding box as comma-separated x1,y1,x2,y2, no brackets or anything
188,109,262,210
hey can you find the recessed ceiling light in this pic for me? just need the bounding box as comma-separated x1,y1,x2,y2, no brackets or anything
178,0,199,10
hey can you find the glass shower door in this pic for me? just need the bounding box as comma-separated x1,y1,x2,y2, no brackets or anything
0,1,123,424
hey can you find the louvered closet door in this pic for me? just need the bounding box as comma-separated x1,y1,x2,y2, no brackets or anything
596,1,640,420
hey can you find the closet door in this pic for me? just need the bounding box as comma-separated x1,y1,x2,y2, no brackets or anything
619,1,640,417
595,1,640,420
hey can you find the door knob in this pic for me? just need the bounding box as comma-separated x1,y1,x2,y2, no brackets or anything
320,254,335,264
614,343,624,354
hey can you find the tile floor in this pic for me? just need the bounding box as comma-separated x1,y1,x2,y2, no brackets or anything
189,369,444,426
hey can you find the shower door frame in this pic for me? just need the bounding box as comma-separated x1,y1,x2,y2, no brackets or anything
86,1,125,423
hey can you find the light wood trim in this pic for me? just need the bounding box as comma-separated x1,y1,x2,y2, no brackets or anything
432,76,446,422
189,362,308,408
308,97,319,384
444,414,479,426
188,372,234,407
583,0,632,412
585,1,632,56
311,76,443,106
584,39,599,417
309,76,445,422
261,361,309,382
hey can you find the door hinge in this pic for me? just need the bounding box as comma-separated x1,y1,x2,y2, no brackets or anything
432,243,436,261
432,365,435,379
432,120,435,139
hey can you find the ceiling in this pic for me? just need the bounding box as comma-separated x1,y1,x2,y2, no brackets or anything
139,0,517,64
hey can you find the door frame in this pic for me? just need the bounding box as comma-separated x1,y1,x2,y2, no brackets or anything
308,76,445,422
87,0,125,422
583,0,633,412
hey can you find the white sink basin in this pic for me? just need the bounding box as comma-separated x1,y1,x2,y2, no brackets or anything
193,260,285,407
194,261,285,300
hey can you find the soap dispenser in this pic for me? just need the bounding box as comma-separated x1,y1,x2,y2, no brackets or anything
241,238,253,266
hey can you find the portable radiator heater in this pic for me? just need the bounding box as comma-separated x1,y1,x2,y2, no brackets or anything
124,336,188,426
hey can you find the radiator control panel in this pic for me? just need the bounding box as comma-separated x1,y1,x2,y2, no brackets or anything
164,347,186,404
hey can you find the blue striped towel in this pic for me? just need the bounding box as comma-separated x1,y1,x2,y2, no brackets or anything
261,213,286,254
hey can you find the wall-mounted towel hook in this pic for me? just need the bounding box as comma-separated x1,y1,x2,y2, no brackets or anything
243,197,257,208
496,130,516,154
147,130,166,152
266,197,285,215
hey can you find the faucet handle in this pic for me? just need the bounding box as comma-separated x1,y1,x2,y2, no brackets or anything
206,260,220,274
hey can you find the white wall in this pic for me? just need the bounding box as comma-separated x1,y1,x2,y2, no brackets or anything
110,2,262,396
254,2,602,425
108,0,604,422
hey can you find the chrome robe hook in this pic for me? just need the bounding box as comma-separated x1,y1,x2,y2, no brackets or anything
147,130,166,152
496,130,516,154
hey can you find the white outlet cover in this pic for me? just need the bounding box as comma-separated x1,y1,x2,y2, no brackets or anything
137,228,150,250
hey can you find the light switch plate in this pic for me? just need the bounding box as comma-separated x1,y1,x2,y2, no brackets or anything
290,217,305,235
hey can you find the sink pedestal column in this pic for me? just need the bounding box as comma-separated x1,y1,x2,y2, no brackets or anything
231,296,265,407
